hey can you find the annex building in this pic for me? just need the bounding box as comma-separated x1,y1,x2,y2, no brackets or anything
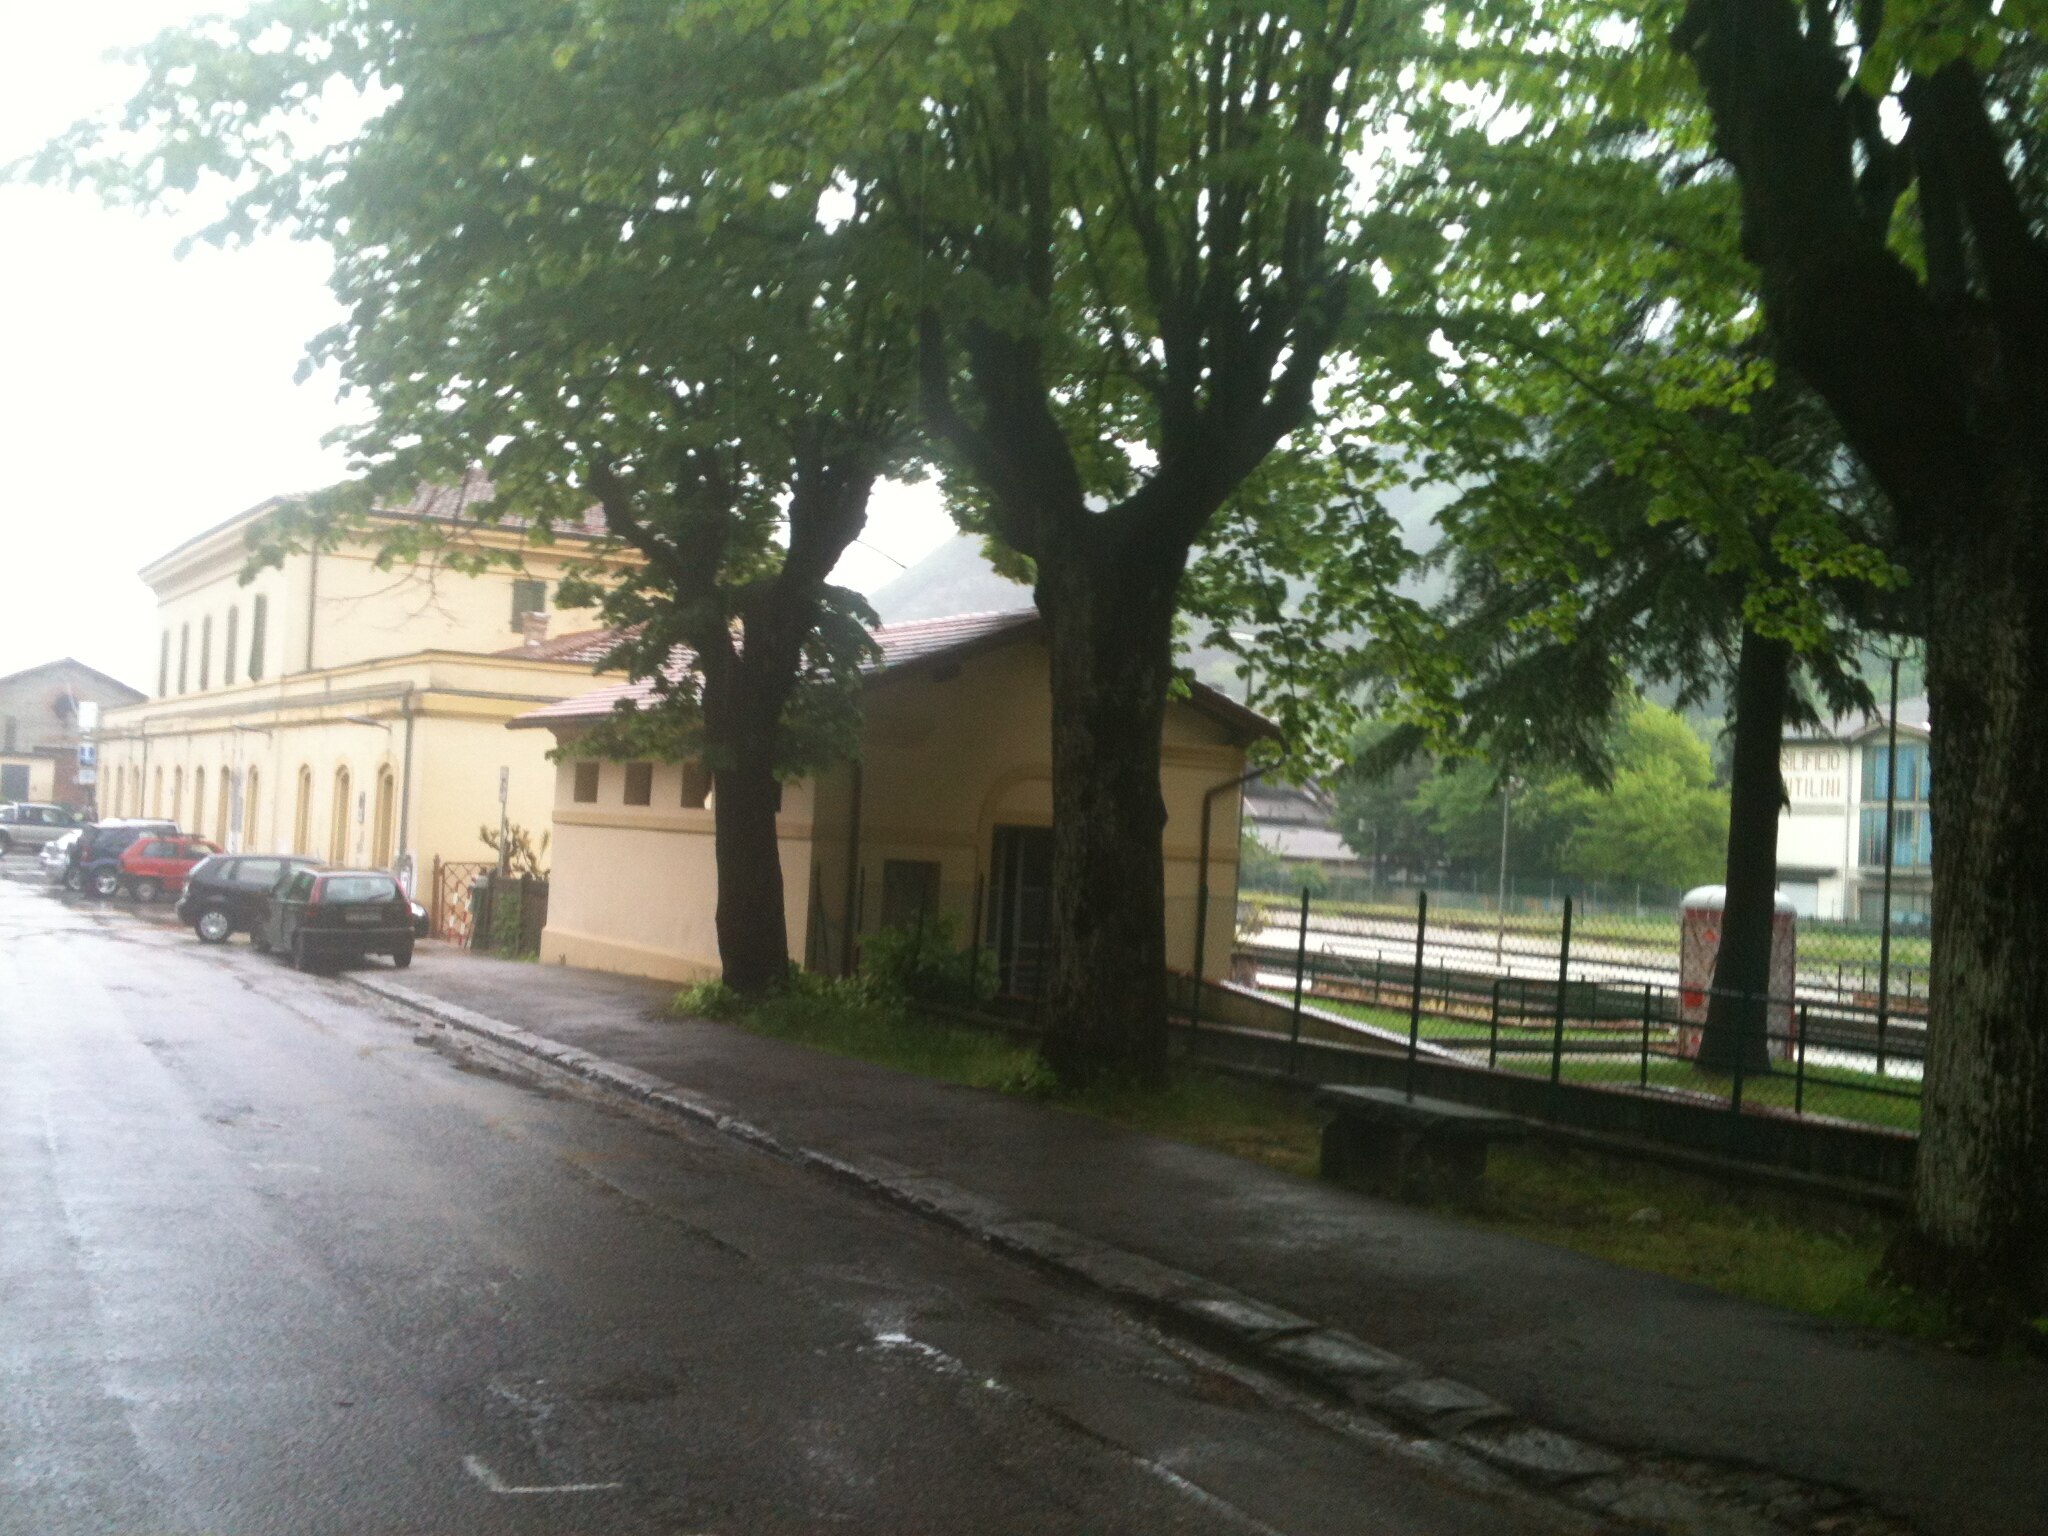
94,482,626,920
511,610,1275,989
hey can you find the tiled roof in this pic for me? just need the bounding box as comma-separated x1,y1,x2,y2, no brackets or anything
495,627,630,665
509,607,1279,743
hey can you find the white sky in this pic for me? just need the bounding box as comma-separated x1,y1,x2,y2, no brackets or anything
0,5,953,692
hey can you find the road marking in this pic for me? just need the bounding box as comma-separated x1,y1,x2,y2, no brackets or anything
461,1454,622,1495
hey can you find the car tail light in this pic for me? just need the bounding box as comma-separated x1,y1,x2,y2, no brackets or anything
307,880,322,907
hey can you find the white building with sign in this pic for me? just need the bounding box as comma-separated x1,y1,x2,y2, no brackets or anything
1775,697,1931,923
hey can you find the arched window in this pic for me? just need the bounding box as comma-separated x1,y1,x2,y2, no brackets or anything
244,767,261,850
215,772,230,849
172,767,185,826
294,767,313,856
371,766,396,868
192,768,206,839
223,608,239,687
152,767,164,817
329,765,353,866
198,616,212,691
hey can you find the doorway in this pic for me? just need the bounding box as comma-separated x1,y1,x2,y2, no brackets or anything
987,825,1052,998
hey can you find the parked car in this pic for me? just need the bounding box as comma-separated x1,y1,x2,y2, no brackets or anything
258,867,416,971
176,854,324,944
72,819,180,898
116,835,221,903
0,802,86,855
39,829,81,882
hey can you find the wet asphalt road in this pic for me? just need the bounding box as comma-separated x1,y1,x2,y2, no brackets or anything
0,871,1598,1535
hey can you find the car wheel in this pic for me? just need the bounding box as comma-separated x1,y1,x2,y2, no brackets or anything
291,934,317,973
391,941,413,970
88,868,122,900
63,866,84,893
134,877,163,905
195,908,233,944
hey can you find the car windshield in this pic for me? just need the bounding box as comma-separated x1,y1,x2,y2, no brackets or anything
321,875,398,905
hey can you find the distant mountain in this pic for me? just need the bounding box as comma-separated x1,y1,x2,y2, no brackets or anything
866,534,1032,624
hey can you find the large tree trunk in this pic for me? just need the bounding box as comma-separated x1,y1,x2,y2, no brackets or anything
1035,525,1187,1086
1698,625,1789,1074
712,736,791,996
1897,511,2048,1311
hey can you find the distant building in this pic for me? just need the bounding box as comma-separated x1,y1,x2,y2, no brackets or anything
94,482,630,913
0,658,147,809
1242,781,1363,876
1776,697,1930,923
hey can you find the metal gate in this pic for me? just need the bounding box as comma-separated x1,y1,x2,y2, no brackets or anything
432,859,493,944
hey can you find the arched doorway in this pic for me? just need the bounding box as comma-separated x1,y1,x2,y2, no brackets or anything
329,766,352,866
244,767,261,851
192,768,206,840
371,766,396,869
172,767,185,827
216,772,231,850
152,767,164,817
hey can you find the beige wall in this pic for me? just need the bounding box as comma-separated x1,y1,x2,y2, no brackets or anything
537,634,1249,986
1,754,57,803
139,511,617,703
536,755,816,982
96,651,596,886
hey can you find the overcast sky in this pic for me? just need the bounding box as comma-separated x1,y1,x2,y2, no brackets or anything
0,4,954,692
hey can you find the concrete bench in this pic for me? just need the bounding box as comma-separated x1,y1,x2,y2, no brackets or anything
1315,1085,1525,1201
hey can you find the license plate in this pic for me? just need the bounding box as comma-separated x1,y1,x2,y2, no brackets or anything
344,910,385,926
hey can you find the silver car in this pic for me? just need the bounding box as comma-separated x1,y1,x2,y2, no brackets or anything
0,802,86,856
39,829,81,883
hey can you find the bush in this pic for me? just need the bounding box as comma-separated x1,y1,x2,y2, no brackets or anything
674,977,744,1020
860,915,997,1006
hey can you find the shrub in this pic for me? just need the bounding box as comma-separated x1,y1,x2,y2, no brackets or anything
860,914,997,1006
674,977,744,1020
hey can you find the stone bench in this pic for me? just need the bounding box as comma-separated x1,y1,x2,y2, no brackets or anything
1315,1085,1525,1201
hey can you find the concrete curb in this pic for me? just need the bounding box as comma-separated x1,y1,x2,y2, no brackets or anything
351,971,1901,1536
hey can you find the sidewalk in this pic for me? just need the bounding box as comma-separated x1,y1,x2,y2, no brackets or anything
369,947,2046,1536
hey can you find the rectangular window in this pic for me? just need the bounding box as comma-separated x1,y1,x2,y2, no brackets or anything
572,760,600,803
623,762,654,806
680,760,712,809
881,860,942,930
1860,806,1933,868
248,595,268,680
510,578,548,631
178,624,190,693
159,632,171,697
224,608,239,686
199,615,213,690
1861,741,1930,804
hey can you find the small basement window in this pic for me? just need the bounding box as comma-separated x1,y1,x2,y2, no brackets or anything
623,762,654,806
572,761,600,803
680,759,712,809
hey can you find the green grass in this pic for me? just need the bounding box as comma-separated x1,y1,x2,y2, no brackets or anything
677,976,1958,1344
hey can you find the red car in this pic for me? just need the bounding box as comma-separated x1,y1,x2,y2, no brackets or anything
118,835,222,903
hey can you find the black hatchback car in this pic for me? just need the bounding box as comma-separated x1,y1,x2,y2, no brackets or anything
259,867,415,971
176,854,325,944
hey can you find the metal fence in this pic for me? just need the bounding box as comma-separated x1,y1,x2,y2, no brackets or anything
1232,890,1924,1135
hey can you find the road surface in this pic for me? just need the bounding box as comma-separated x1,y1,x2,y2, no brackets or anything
0,871,1596,1535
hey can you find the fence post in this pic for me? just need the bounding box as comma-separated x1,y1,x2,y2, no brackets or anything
1549,896,1573,1086
1288,887,1311,1077
1488,975,1501,1070
1794,1003,1809,1116
966,873,985,1009
1640,983,1653,1090
1729,989,1748,1114
430,855,443,939
1406,890,1428,1101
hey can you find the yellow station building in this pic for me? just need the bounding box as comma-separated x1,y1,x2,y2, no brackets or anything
511,610,1272,988
95,484,625,927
